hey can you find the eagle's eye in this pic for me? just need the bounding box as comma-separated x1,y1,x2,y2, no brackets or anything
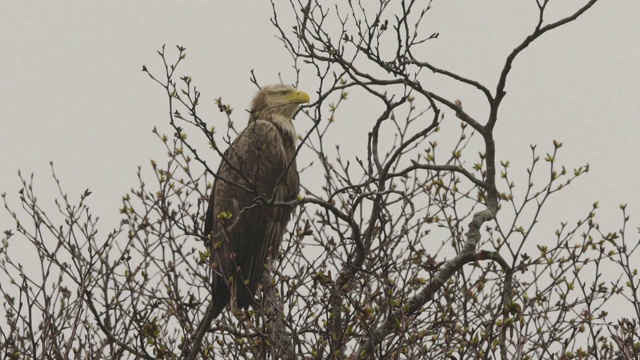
279,91,288,96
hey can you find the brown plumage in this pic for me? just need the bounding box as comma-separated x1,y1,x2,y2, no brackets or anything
204,84,309,318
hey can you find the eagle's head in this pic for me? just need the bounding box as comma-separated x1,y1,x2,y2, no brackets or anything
250,84,310,123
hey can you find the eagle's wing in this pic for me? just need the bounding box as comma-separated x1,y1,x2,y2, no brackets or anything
204,119,294,317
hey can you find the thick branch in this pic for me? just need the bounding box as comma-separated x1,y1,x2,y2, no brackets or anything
357,241,509,358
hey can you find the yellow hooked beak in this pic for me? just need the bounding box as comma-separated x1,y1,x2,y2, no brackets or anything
288,90,310,104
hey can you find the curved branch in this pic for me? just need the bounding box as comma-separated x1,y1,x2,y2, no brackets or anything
408,55,494,103
490,0,600,129
357,244,510,358
84,291,155,360
390,161,486,189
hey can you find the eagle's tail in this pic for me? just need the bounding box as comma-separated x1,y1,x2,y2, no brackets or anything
212,279,230,318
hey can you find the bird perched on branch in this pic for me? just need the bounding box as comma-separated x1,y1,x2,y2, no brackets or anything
204,84,309,318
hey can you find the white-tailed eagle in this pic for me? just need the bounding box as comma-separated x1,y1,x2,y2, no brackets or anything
204,84,309,318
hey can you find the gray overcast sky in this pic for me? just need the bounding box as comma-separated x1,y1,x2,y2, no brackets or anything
1,1,638,247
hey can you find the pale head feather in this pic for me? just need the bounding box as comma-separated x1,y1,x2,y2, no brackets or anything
248,84,307,141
